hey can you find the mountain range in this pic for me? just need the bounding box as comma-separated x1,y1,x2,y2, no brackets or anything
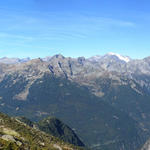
1,53,150,149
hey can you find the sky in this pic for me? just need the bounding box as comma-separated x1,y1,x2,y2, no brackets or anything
0,0,150,59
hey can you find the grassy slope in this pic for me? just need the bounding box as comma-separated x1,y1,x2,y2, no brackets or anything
0,112,84,150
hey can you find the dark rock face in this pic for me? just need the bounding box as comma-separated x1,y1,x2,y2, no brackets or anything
38,117,85,147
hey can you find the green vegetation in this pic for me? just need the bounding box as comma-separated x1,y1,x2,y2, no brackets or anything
0,73,147,149
0,112,84,150
0,139,19,150
38,116,85,147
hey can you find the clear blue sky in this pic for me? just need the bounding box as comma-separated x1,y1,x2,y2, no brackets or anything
0,0,150,59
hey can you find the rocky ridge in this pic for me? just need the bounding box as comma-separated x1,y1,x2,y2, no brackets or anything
0,53,150,100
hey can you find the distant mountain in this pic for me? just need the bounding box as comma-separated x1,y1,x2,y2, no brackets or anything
88,52,131,63
105,52,131,62
42,56,52,62
0,57,30,64
0,52,131,64
88,55,102,62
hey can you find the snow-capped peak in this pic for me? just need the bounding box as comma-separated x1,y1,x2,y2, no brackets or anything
107,52,130,63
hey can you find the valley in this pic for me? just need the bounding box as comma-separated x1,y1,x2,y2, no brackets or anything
0,53,150,149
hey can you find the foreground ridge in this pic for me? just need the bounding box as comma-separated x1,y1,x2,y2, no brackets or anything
0,112,85,150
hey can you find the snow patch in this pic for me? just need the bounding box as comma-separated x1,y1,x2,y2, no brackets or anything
107,52,130,62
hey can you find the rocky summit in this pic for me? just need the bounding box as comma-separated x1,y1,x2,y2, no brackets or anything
1,53,150,149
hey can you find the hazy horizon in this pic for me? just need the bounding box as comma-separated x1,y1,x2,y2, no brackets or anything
0,52,148,60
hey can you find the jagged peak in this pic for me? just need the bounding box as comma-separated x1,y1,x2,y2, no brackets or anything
27,58,43,64
52,54,65,59
77,57,86,65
